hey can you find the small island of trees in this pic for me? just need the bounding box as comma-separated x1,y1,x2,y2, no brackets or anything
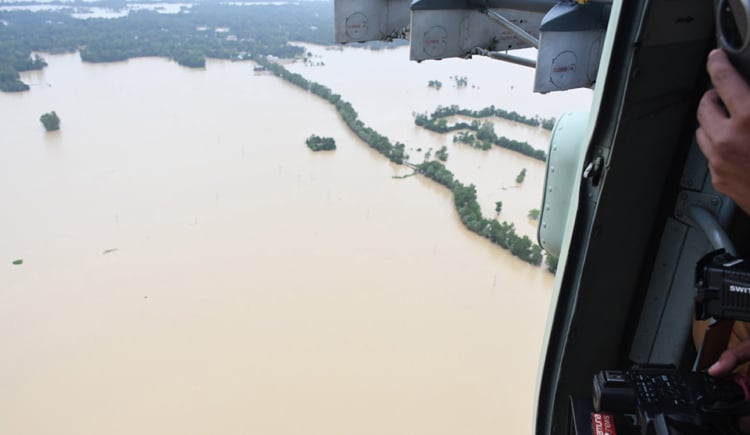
306,135,336,151
428,80,442,90
40,111,61,131
516,168,527,184
435,145,448,162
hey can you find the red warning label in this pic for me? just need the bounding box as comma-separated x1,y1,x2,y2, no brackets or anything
591,412,617,435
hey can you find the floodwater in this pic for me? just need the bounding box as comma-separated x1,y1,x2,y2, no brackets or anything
1,47,589,435
288,44,593,235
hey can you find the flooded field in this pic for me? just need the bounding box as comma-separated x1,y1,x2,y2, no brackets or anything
0,47,590,435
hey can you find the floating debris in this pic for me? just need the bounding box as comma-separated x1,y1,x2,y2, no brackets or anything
391,171,417,180
102,248,118,255
12,259,23,266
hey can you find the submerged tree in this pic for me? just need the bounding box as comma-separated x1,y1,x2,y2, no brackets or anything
427,80,442,90
516,168,527,184
305,134,336,151
40,111,60,131
436,145,448,162
452,75,468,88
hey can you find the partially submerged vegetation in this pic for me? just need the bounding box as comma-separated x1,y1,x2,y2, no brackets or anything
306,135,336,151
259,58,407,164
516,168,527,184
40,111,60,131
417,160,544,266
262,60,552,269
415,105,552,161
2,2,556,271
426,104,555,130
435,146,448,162
451,75,468,88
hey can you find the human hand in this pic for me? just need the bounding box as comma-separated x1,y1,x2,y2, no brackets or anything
696,49,750,216
709,339,750,378
709,339,750,433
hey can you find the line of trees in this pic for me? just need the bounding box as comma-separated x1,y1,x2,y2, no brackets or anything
255,60,555,270
417,114,547,161
427,104,556,130
417,160,544,266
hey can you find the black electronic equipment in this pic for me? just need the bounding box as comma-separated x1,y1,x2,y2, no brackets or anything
695,250,750,322
590,367,749,435
579,248,750,435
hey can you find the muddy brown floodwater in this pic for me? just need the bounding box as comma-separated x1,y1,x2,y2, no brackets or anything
0,46,590,435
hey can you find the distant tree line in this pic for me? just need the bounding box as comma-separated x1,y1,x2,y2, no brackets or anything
416,114,547,161
263,60,553,270
306,135,336,151
0,2,336,91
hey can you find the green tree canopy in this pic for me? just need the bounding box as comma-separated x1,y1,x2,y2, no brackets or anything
40,110,60,131
306,135,336,151
516,168,527,184
435,145,448,162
